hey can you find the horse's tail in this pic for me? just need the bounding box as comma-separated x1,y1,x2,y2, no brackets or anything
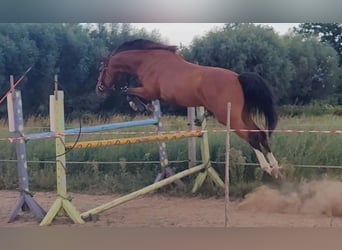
238,72,278,136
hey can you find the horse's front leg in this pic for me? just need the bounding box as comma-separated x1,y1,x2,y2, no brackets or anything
126,87,154,100
125,87,155,114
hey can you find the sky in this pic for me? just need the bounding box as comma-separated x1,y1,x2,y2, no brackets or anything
132,23,300,46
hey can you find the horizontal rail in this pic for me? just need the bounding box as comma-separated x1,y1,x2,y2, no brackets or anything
214,129,342,134
6,127,342,143
65,118,159,135
0,159,341,169
65,130,204,149
0,159,188,165
17,118,160,142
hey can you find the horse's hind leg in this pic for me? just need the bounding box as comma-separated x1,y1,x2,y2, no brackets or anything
256,131,282,178
228,117,273,176
232,118,282,178
259,136,282,178
239,110,283,178
246,131,274,176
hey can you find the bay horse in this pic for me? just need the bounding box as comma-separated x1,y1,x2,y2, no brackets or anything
96,39,282,178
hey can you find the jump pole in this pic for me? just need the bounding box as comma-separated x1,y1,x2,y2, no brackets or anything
7,75,46,222
81,162,208,219
40,77,84,226
24,115,160,140
64,131,204,149
225,102,231,227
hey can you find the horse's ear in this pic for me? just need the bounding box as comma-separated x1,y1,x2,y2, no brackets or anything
167,45,178,52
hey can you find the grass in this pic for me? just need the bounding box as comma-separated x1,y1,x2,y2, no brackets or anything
0,113,341,197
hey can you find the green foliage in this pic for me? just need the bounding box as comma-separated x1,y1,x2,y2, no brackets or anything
0,23,163,119
283,34,340,104
295,23,342,66
183,23,341,105
186,23,293,103
1,23,341,117
0,161,17,189
279,103,342,117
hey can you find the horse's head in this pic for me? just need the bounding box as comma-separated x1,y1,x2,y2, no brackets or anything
96,57,120,98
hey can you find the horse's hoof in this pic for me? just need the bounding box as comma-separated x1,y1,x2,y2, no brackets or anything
271,167,285,180
144,104,154,115
129,101,138,111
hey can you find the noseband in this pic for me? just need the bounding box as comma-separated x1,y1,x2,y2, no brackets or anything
97,80,111,92
97,64,115,92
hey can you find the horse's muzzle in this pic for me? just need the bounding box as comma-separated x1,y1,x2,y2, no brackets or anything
96,82,115,98
97,84,105,92
96,83,107,97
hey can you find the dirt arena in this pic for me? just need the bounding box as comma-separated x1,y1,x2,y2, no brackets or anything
2,179,342,227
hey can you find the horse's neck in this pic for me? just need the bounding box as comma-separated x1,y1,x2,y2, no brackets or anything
108,54,134,74
112,50,185,75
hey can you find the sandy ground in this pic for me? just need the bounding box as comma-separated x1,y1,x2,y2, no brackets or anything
2,179,342,227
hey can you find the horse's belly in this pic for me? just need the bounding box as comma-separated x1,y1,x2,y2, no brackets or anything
161,91,202,107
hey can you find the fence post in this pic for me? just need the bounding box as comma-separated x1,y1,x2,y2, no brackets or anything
187,107,197,168
153,100,185,187
191,107,225,193
40,77,84,226
225,102,231,227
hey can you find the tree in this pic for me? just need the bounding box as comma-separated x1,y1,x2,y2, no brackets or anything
184,23,293,104
284,34,340,104
296,23,342,66
0,24,40,116
0,23,164,118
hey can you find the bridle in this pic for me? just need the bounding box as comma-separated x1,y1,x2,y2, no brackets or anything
97,61,115,92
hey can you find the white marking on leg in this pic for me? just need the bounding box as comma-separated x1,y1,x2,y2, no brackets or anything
267,152,279,169
267,152,282,179
129,101,138,111
253,149,272,175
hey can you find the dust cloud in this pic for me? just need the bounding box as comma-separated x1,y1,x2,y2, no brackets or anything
239,179,342,217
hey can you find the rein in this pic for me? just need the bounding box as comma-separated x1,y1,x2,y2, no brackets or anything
0,66,32,105
97,65,116,92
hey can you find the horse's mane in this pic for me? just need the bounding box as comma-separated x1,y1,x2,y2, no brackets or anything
112,39,178,55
